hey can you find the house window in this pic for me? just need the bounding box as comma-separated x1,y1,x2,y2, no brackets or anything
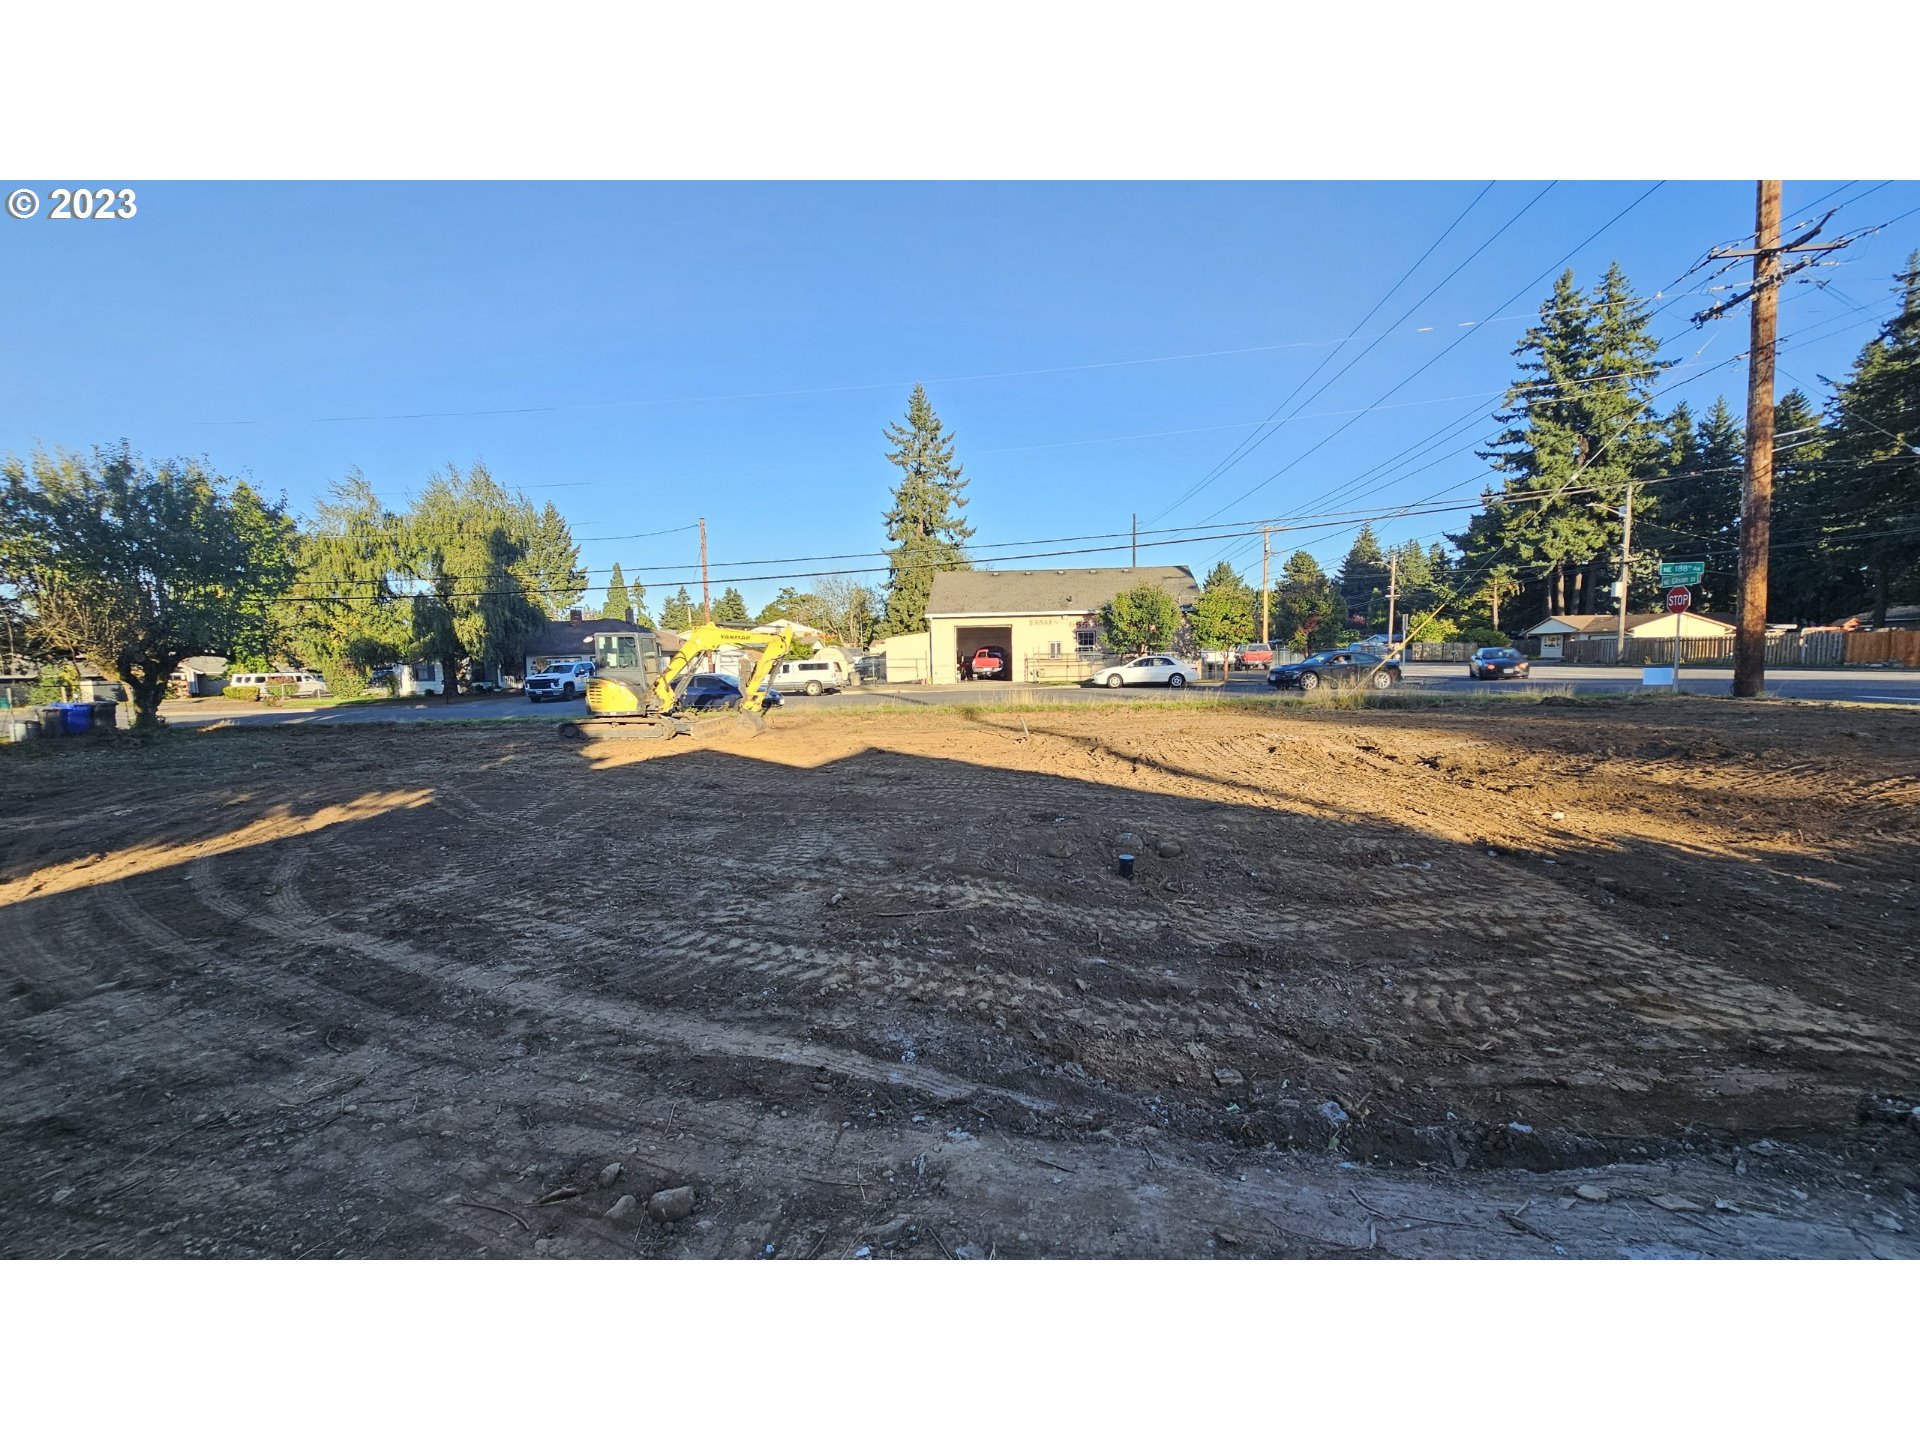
1075,627,1098,652
1049,641,1063,658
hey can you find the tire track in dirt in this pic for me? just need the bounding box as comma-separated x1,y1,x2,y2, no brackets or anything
248,845,1052,1111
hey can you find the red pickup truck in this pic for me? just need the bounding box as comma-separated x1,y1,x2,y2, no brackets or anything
967,646,1008,680
1237,642,1274,667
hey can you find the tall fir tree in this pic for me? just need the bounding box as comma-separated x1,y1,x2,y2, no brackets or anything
1468,264,1668,626
1646,396,1745,611
1766,389,1836,623
1334,525,1389,626
660,586,697,631
713,586,751,625
602,562,632,623
1275,550,1340,650
877,385,974,639
1822,253,1920,623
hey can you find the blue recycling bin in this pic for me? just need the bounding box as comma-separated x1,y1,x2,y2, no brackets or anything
57,702,92,736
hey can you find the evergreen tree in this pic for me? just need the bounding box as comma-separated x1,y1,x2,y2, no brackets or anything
713,586,751,625
280,471,413,679
1767,389,1838,622
1646,396,1744,611
1472,264,1668,626
1823,253,1920,624
1334,525,1389,626
1274,550,1340,651
755,586,813,624
519,498,587,618
660,586,697,631
878,386,974,638
405,465,547,692
627,580,652,628
602,562,632,624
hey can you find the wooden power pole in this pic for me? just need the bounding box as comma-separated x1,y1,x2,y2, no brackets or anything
1131,513,1138,569
1614,483,1636,659
698,516,712,627
1386,552,1399,651
1691,182,1856,698
1734,182,1782,698
1260,527,1272,645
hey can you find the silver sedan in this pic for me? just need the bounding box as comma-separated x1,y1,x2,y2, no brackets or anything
1089,654,1199,689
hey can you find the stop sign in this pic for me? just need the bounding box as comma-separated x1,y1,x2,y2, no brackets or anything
1667,586,1692,613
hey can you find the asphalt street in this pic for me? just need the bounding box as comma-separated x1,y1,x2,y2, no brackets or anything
153,661,1920,730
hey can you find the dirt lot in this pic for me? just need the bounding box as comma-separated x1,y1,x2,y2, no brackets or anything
4,696,1917,1258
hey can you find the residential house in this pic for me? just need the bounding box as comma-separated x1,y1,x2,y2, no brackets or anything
171,656,231,696
922,566,1201,684
1522,611,1735,661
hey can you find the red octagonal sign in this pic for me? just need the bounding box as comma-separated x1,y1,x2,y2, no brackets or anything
1666,586,1692,613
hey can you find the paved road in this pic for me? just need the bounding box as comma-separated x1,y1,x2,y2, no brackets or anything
157,661,1920,730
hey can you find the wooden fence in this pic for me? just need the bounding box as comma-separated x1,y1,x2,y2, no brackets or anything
1557,629,1917,667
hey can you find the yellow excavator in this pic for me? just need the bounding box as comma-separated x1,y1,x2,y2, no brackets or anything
557,623,795,742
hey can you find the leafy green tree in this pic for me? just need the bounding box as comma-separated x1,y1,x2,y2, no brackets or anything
1189,562,1255,652
0,443,294,728
660,586,698,631
755,586,813,625
404,464,547,695
1821,253,1920,624
803,576,876,645
878,385,974,639
713,586,751,625
1470,264,1668,626
1101,584,1181,654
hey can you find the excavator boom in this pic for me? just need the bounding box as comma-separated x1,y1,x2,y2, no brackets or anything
567,623,796,741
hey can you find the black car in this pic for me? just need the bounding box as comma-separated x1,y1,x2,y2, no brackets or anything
680,673,783,711
1267,649,1401,692
1467,646,1531,680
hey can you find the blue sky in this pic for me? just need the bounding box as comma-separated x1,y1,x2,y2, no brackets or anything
5,180,1917,614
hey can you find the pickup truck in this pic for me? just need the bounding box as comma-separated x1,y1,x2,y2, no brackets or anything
525,660,594,703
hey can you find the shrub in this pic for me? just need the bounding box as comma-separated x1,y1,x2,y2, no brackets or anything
1459,626,1512,648
223,684,261,702
317,664,368,700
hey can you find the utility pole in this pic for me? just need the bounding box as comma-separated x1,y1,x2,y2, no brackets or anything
1131,513,1138,569
698,517,712,627
1691,182,1857,698
1385,553,1399,651
1614,483,1636,660
1260,527,1272,645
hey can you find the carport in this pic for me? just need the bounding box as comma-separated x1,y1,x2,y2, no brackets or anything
955,624,1014,680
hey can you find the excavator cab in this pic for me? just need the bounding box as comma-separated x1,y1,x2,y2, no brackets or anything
562,623,794,742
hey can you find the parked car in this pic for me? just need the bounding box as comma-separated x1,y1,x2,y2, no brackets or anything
967,646,1009,680
229,670,329,698
1088,654,1199,689
770,657,846,696
525,660,595,703
853,654,887,685
680,673,782,711
1268,649,1401,692
1237,642,1275,668
1467,646,1531,680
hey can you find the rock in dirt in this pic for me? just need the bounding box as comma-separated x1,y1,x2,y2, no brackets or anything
606,1194,636,1220
1857,1095,1916,1124
1648,1193,1703,1213
952,1243,986,1260
597,1162,622,1188
1156,838,1185,859
646,1186,697,1224
1212,1067,1245,1089
872,1215,913,1240
1042,838,1074,859
1317,1100,1350,1128
1574,1184,1610,1202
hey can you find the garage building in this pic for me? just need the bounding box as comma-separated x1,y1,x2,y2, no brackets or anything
922,566,1200,684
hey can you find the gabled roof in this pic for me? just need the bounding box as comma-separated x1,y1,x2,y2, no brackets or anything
525,618,652,655
1526,612,1735,636
927,566,1200,617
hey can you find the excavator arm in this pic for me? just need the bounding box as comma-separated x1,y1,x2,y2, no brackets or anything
647,624,793,715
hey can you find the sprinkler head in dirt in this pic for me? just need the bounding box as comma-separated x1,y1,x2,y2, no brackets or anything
1116,853,1135,880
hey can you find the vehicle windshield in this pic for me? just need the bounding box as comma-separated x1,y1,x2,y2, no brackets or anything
1478,648,1520,660
1305,652,1341,663
539,663,576,675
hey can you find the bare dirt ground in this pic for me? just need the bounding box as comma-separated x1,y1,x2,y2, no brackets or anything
4,696,1917,1259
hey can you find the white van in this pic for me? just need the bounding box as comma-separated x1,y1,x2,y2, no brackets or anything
770,658,846,696
228,670,329,698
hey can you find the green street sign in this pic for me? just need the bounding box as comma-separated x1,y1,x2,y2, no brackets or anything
1659,561,1706,586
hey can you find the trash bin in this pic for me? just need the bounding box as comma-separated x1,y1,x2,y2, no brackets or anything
57,702,92,736
89,700,118,733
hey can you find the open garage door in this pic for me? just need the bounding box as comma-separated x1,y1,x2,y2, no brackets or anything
955,624,1014,681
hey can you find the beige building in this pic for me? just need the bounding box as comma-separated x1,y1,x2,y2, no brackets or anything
1523,610,1735,660
921,566,1200,684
